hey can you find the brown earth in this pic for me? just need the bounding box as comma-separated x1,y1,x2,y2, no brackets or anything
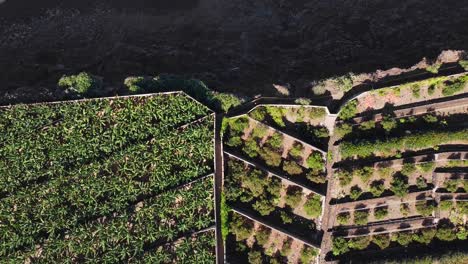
1,0,468,103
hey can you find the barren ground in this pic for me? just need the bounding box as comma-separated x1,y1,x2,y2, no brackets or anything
1,0,468,103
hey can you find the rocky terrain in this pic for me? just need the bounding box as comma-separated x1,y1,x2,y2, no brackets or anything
0,0,468,103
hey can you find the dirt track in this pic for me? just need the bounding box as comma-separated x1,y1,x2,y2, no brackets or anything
1,0,468,101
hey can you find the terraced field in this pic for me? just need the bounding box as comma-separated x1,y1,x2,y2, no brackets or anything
0,92,216,263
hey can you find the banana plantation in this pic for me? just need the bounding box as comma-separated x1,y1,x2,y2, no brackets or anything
0,93,216,263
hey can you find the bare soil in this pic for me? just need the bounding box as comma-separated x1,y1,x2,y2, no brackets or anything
1,0,468,102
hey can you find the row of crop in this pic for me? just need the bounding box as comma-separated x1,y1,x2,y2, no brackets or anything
225,159,323,222
338,74,468,121
336,111,466,140
229,213,318,264
339,128,468,160
140,230,216,264
0,94,210,194
335,162,435,200
0,118,214,256
331,221,467,257
336,200,436,226
5,177,214,262
225,117,326,184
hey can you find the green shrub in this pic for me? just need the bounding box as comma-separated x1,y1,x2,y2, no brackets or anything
251,125,269,139
459,60,468,70
337,170,353,187
226,136,243,147
415,201,435,217
306,152,324,171
285,187,303,208
374,207,389,220
377,167,394,178
282,161,303,175
392,232,413,247
336,73,355,92
259,147,282,167
417,162,435,173
442,76,468,96
401,163,417,176
289,143,304,159
381,116,398,132
372,234,390,249
243,138,260,158
350,186,363,200
436,226,457,241
309,107,327,119
212,92,243,112
280,239,292,256
370,181,385,197
390,174,409,197
337,212,350,225
303,194,322,218
230,214,253,241
360,120,376,131
307,170,326,184
255,227,271,246
300,246,318,263
411,84,421,98
295,98,311,105
221,195,230,241
445,180,459,193
354,210,369,225
339,99,358,120
440,200,454,211
266,133,283,150
250,107,267,121
253,199,276,216
356,166,373,183
348,236,371,250
416,176,428,189
335,123,353,139
266,106,286,127
58,72,102,96
280,211,293,224
426,63,441,74
332,237,349,256
248,250,263,264
313,127,330,138
400,203,410,216
457,226,467,240
423,114,438,123
229,117,249,134
413,228,436,245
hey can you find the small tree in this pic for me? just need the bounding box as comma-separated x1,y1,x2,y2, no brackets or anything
415,201,435,217
266,133,283,150
285,187,303,208
391,174,409,197
306,152,324,171
339,100,358,120
400,203,410,216
259,147,282,167
354,210,369,225
412,228,436,245
280,211,293,224
401,163,417,176
243,138,260,158
300,246,318,263
280,239,292,256
348,236,371,250
248,250,263,264
253,199,276,216
374,207,389,220
392,232,413,247
283,161,303,175
337,212,350,225
439,200,454,211
250,107,267,121
369,180,385,197
350,185,363,200
436,225,456,241
307,170,326,184
381,116,397,132
332,237,349,256
416,176,428,189
58,72,102,96
289,143,304,159
255,227,271,246
372,234,390,249
303,194,322,218
230,214,253,241
335,123,353,139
